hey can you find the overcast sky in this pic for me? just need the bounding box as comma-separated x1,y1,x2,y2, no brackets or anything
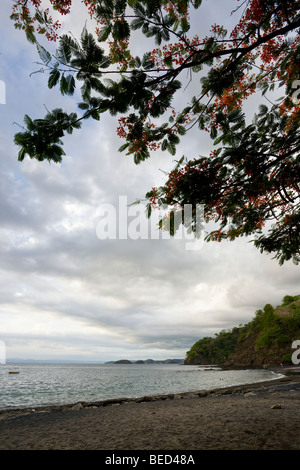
0,0,299,362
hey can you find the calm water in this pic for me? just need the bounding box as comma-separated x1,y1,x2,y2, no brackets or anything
0,363,282,410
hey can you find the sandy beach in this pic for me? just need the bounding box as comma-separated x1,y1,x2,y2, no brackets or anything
0,367,300,451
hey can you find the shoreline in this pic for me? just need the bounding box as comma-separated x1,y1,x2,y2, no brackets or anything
1,366,300,450
0,365,286,417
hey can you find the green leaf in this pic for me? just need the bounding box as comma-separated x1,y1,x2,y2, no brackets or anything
113,19,130,41
89,76,106,94
57,35,74,63
97,24,112,42
146,202,152,219
210,126,217,139
90,109,100,120
26,29,36,44
163,55,173,68
258,104,268,116
81,80,91,101
48,68,60,89
66,75,76,95
166,140,176,155
128,0,139,7
59,74,75,96
161,139,168,151
60,74,68,95
37,44,51,65
213,135,224,146
177,125,186,136
17,147,26,162
193,0,202,7
77,102,89,110
180,17,190,33
23,114,34,131
35,9,45,24
168,133,180,145
131,17,145,30
118,143,130,152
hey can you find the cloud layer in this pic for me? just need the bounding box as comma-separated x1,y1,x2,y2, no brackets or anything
0,1,299,362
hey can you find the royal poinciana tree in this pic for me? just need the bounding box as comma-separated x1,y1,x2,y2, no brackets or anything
11,0,300,264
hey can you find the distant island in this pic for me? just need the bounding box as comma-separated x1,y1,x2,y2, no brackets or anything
185,295,300,368
6,358,184,365
106,359,184,364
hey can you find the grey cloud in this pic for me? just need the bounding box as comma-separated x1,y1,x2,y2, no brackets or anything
0,1,299,361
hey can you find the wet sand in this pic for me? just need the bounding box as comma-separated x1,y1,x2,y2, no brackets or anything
0,367,300,451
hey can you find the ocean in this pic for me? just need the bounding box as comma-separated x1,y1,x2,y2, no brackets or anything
0,362,282,410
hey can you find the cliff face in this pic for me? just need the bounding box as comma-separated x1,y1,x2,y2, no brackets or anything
185,295,300,368
223,326,293,368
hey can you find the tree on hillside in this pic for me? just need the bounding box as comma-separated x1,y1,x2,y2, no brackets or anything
11,0,300,264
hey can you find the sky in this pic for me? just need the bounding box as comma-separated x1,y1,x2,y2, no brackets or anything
0,0,299,363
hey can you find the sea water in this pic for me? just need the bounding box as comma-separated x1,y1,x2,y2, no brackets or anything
0,362,282,410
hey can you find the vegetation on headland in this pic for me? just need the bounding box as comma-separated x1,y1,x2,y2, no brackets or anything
185,295,300,367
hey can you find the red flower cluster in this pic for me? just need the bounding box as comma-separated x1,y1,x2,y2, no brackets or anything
11,0,67,41
49,0,72,15
117,117,162,154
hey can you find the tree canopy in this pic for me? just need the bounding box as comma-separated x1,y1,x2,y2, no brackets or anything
11,0,300,264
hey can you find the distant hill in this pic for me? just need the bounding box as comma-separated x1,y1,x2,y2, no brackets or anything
106,359,184,364
6,358,184,365
6,359,106,364
185,295,300,368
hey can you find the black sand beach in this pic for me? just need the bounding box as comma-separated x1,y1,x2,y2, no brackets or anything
0,367,300,451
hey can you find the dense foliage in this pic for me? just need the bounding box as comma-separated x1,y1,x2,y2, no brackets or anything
185,295,300,365
11,0,300,263
184,327,243,364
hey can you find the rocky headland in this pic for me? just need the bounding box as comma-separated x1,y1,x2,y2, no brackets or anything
185,295,300,368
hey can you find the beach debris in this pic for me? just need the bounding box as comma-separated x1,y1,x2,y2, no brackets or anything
71,402,84,410
244,392,257,397
271,404,282,409
197,391,208,398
